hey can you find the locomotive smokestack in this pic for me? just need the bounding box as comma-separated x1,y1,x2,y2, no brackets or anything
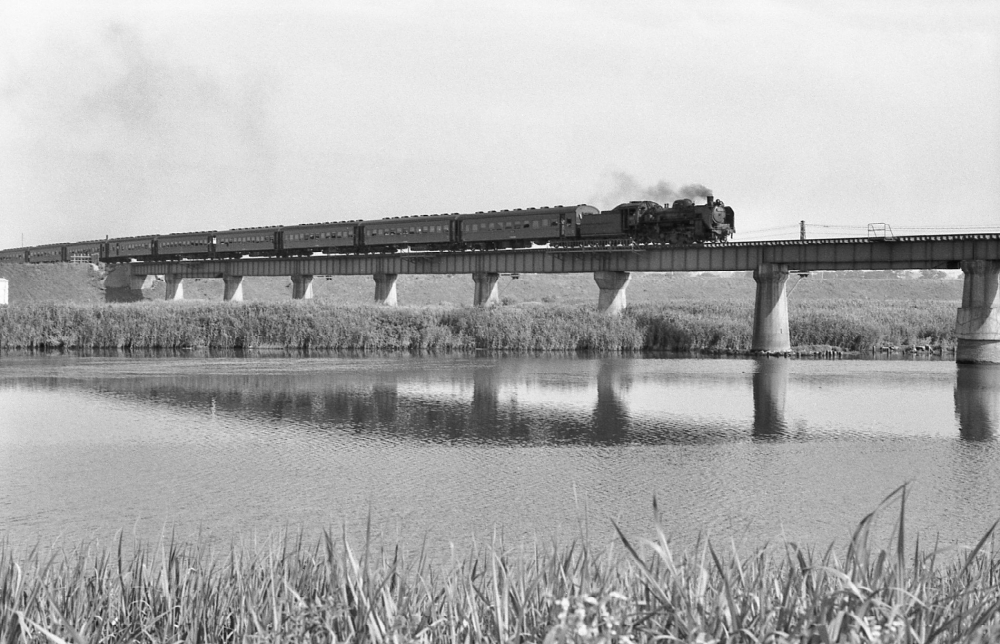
705,194,714,205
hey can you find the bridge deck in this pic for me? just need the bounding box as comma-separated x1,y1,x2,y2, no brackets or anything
131,234,1000,277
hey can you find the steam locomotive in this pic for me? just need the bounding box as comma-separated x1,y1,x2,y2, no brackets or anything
0,197,734,264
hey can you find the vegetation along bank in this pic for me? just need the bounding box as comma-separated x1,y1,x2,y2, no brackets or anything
0,299,957,353
0,265,961,353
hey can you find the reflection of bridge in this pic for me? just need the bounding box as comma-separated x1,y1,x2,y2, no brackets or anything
21,356,1000,442
29,361,634,445
955,365,1000,441
113,234,1000,362
753,359,789,437
751,359,1000,441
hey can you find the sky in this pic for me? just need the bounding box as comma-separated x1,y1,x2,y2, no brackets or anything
0,0,997,248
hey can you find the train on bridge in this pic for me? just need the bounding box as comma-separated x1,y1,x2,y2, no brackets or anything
0,197,735,264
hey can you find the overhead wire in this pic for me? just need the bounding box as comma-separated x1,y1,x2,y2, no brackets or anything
735,224,799,235
738,221,999,242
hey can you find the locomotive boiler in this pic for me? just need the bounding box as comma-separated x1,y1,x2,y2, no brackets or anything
578,195,734,245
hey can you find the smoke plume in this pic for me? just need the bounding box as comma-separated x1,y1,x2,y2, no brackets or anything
592,172,713,208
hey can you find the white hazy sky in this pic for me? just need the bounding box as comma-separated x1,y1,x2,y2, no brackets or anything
1,0,997,248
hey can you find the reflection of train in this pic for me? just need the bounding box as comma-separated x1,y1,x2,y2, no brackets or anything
0,197,734,264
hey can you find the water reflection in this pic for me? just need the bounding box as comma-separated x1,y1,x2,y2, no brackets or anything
4,355,1000,442
955,365,1000,440
752,358,789,437
470,366,500,439
75,360,622,445
590,359,631,443
467,358,632,444
4,357,682,445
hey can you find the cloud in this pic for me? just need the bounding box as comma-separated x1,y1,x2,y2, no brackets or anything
1,22,276,243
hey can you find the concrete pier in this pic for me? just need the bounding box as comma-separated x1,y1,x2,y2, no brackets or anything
373,273,398,306
164,274,184,301
0,278,7,305
223,275,244,302
131,274,155,290
473,272,500,307
594,271,631,315
291,274,314,300
752,263,791,353
956,260,1000,364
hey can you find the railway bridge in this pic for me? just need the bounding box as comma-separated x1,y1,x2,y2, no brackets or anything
121,233,1000,363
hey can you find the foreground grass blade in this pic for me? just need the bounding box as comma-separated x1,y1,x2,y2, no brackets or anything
1,498,998,642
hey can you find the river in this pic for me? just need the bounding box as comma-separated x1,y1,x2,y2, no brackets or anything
1,352,998,557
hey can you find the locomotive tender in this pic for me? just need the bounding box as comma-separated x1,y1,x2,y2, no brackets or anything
0,197,734,264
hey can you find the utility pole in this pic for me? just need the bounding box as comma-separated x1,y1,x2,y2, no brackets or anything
800,221,806,241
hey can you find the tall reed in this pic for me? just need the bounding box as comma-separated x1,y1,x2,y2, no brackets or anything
0,303,644,352
2,487,998,642
0,300,956,352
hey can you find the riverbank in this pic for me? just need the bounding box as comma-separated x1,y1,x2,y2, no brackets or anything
0,299,957,352
2,491,997,643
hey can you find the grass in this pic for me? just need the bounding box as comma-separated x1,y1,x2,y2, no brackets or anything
0,299,956,353
787,300,957,351
0,303,644,352
2,486,998,643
